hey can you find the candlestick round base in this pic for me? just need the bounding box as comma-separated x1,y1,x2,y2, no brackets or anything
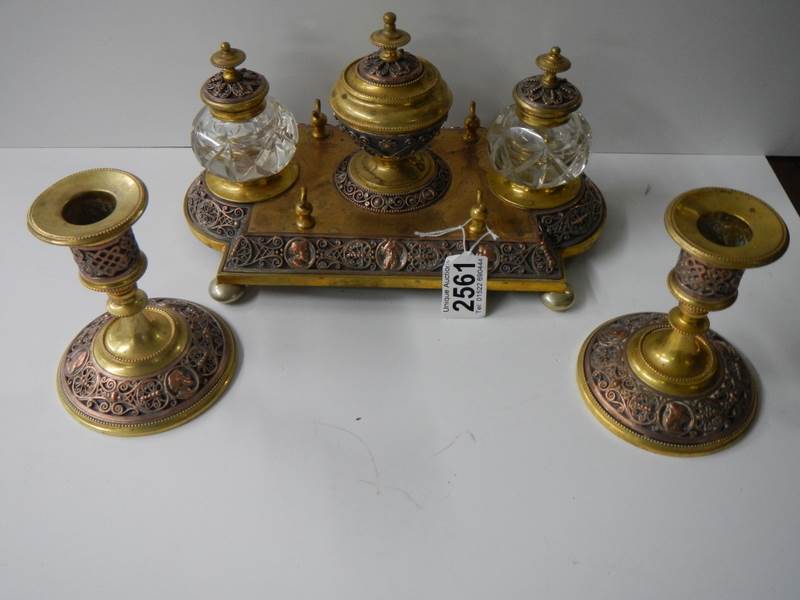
577,312,756,456
57,298,236,436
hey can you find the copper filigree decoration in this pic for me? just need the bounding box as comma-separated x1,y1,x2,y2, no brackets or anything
582,312,755,449
333,153,451,213
672,250,743,301
337,119,443,159
223,234,560,279
516,75,580,108
203,69,266,103
537,177,605,249
357,51,424,85
185,175,249,242
59,299,230,429
71,230,140,280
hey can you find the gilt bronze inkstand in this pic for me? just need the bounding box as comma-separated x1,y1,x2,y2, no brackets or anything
578,188,788,455
184,15,603,310
29,169,237,435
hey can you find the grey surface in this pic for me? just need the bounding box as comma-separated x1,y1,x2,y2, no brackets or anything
1,0,799,154
1,149,799,599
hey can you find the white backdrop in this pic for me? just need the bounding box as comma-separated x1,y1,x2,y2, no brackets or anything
1,0,799,154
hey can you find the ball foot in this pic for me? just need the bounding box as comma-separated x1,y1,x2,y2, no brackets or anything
209,279,246,304
541,287,575,312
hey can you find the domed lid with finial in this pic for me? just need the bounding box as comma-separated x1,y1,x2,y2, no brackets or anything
200,42,269,121
512,47,583,127
330,12,452,135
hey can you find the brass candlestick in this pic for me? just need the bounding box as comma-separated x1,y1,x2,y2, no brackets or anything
28,169,238,435
578,188,789,455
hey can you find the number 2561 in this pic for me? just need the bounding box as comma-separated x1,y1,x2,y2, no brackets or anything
452,264,476,311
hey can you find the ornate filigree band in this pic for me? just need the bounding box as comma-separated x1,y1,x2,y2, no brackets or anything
672,250,744,303
70,230,141,282
223,234,560,279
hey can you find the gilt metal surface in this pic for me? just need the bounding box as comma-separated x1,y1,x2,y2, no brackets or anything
329,12,452,136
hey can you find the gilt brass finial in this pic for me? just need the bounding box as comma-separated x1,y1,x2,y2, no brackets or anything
536,46,571,88
201,41,269,123
463,100,480,144
211,41,246,82
311,98,329,140
295,187,315,230
370,11,411,62
467,190,488,236
511,45,580,128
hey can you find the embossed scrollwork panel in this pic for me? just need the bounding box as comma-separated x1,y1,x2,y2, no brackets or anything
185,175,249,242
536,177,605,249
223,234,562,279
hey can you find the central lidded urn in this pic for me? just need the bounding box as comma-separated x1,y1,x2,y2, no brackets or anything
330,12,453,213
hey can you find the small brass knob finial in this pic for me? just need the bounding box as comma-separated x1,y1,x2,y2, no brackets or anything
295,187,315,230
211,41,246,82
463,100,480,144
536,46,571,88
370,11,411,62
311,98,329,140
467,190,488,236
201,41,269,122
